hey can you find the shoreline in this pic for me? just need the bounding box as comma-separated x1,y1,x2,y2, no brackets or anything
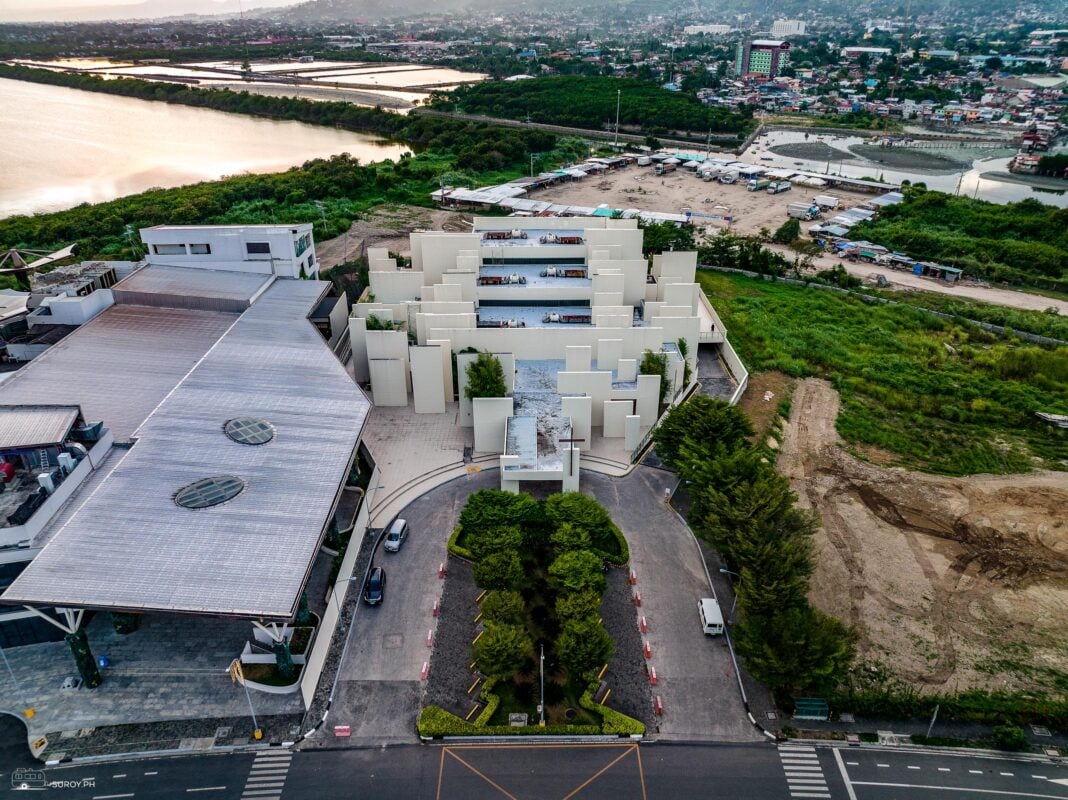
979,170,1068,192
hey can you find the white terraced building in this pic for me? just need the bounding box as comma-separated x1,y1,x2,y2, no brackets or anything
350,217,746,492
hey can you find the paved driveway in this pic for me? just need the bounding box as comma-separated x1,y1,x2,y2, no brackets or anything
332,469,498,743
583,468,761,742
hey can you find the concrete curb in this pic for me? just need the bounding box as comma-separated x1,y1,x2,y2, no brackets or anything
786,737,1064,762
50,742,289,767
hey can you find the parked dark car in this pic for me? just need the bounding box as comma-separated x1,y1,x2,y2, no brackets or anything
363,566,386,605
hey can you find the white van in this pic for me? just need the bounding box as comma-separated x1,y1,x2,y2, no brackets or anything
699,598,725,636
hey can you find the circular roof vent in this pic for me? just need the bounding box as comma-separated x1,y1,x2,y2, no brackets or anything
175,476,246,509
224,417,275,445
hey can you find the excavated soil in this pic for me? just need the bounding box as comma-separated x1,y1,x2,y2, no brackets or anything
779,378,1068,693
316,205,471,271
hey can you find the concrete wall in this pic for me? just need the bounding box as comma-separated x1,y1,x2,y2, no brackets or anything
473,397,514,453
141,224,316,279
603,400,633,438
348,316,370,383
369,270,423,304
652,251,698,283
410,345,447,414
624,415,642,451
33,289,114,327
416,313,475,346
597,339,623,372
558,371,613,426
369,359,407,407
636,374,660,424
561,396,592,443
427,338,454,404
565,345,592,372
412,233,481,286
661,282,698,312
427,325,665,363
585,228,643,261
589,259,647,306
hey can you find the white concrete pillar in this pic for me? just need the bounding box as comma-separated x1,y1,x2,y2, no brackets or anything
624,415,642,452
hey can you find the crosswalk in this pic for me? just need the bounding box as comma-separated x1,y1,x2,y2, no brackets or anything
239,748,293,800
778,744,830,799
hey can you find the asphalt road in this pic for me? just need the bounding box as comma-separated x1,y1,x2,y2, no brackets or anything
2,742,1066,800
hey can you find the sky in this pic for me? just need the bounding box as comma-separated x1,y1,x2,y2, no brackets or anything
1,0,297,21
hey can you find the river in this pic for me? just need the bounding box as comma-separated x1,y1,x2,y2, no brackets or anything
0,77,410,219
743,129,1068,208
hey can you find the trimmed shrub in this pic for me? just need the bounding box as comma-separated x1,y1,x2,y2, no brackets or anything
474,677,500,726
417,706,601,737
550,522,591,553
992,724,1029,751
555,590,602,623
473,551,524,591
447,525,473,561
544,493,627,562
548,550,607,595
557,618,613,681
580,688,646,735
458,490,545,534
465,524,524,560
481,590,526,625
474,622,532,679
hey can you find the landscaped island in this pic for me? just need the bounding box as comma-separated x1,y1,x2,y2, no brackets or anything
419,489,644,737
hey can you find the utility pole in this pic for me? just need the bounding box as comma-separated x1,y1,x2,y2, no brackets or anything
614,89,621,150
538,643,546,727
229,659,262,740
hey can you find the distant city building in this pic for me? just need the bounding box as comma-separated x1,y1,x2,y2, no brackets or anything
684,24,731,36
735,39,791,78
919,49,959,61
771,19,806,38
841,46,894,60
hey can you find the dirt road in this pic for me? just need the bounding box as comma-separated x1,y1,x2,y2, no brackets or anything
765,243,1068,315
316,205,470,271
780,378,1068,692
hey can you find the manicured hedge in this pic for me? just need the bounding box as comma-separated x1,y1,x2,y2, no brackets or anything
580,688,646,736
474,678,500,727
417,706,602,737
447,525,474,561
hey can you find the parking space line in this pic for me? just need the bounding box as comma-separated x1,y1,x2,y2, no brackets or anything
833,747,859,800
850,782,1068,799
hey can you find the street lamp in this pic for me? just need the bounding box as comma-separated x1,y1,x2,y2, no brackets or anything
538,643,546,727
719,568,741,623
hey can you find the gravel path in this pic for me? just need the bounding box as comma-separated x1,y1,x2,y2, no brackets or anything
424,557,482,720
599,568,654,727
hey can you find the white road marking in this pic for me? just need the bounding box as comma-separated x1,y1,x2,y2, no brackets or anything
112,774,126,779
1001,773,1015,777
186,788,226,793
908,766,921,770
1032,776,1047,780
92,795,134,799
877,764,890,768
849,781,1068,799
939,768,951,772
971,770,984,774
833,747,860,800
143,772,157,776
847,761,859,766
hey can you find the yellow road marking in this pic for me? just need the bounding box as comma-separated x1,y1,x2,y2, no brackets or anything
445,748,519,800
600,688,612,705
464,704,480,722
635,744,648,800
467,677,481,695
596,663,609,680
472,630,484,644
436,747,445,800
562,745,636,800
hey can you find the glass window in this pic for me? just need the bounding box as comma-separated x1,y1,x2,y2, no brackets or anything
224,417,275,445
175,476,246,509
246,242,271,255
153,244,187,255
189,243,211,255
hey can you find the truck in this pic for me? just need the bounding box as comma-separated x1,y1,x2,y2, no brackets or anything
655,162,676,176
766,180,792,194
636,155,652,166
747,179,772,192
718,170,739,185
699,167,722,182
812,194,840,209
787,202,821,220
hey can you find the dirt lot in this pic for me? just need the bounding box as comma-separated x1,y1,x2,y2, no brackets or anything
533,165,874,239
316,204,471,270
778,378,1068,694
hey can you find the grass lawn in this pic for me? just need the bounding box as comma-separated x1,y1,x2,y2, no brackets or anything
699,271,1068,475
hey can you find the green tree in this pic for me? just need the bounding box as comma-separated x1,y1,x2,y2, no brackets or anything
474,622,532,679
544,493,622,557
555,589,602,622
652,396,753,471
473,551,525,591
480,590,526,625
465,352,508,400
735,605,856,693
65,629,102,689
272,639,295,680
640,220,696,256
772,217,801,244
465,524,525,560
548,550,607,595
550,522,592,553
556,618,613,680
640,350,670,404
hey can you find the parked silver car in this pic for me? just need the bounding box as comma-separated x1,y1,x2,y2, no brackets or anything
383,518,409,552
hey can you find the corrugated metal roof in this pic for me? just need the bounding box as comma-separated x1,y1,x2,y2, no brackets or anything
2,280,370,620
114,265,274,306
0,405,80,450
0,305,237,440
